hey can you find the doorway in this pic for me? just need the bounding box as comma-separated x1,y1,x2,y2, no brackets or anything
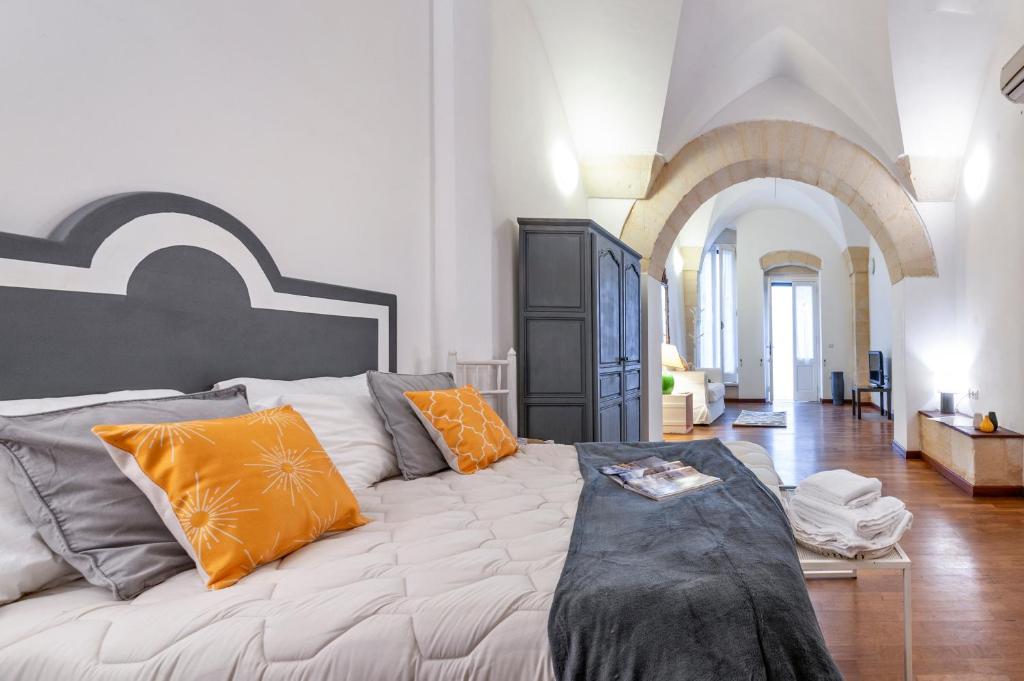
766,276,820,403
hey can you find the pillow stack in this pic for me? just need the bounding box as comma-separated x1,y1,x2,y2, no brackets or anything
1,367,522,603
0,389,185,604
217,373,400,490
403,385,518,474
365,371,519,477
0,388,247,601
0,384,374,601
94,405,366,590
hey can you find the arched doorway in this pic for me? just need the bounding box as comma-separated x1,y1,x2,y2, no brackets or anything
626,121,933,441
621,120,937,283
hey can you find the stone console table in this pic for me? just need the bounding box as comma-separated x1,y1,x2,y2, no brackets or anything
918,411,1024,497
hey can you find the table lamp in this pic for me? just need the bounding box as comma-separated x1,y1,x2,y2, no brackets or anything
661,343,688,395
935,372,961,415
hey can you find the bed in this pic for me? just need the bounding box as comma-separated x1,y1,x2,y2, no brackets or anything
0,193,831,680
0,440,781,680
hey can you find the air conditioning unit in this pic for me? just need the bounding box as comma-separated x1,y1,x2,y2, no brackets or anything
1001,44,1024,102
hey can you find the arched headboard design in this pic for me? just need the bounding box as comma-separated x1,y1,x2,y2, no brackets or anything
0,192,396,400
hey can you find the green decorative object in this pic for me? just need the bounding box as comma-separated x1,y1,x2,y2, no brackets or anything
662,373,675,395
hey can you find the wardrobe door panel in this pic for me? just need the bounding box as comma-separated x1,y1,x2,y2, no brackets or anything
623,259,642,364
599,373,623,400
523,318,585,396
524,404,586,444
624,368,641,393
598,401,622,442
624,393,641,442
595,245,622,369
522,231,586,313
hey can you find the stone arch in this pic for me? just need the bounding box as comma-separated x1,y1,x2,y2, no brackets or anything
622,121,937,283
759,250,822,272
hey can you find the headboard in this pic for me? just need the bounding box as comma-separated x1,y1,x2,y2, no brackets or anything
0,192,397,400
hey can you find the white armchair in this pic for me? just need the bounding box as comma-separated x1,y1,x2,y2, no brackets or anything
669,367,726,425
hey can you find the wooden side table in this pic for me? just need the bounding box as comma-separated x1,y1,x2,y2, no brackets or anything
851,384,892,419
663,392,693,434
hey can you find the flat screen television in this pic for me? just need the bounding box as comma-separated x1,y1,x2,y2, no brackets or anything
868,350,884,386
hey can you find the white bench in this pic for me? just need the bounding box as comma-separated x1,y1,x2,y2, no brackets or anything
782,488,913,681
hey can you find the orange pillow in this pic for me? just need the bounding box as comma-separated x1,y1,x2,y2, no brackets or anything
403,385,518,474
93,406,367,590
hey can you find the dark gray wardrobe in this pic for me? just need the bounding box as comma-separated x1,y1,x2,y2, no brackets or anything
517,219,644,444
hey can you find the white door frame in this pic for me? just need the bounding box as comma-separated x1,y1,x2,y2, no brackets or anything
764,273,821,403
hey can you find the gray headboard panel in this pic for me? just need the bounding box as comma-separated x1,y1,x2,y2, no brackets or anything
0,192,397,400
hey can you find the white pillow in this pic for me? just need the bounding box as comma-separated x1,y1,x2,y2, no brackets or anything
261,393,399,490
214,374,369,405
0,388,182,604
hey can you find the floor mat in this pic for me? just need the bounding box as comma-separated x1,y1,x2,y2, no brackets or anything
733,410,787,427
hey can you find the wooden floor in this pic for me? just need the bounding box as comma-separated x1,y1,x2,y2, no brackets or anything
665,401,1024,681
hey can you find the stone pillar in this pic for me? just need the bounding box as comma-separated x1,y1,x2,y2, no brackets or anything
844,247,871,397
679,247,701,363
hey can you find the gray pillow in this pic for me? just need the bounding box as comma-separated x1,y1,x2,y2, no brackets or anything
366,371,455,479
0,387,250,599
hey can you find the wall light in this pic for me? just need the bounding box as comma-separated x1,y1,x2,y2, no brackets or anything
963,145,990,200
550,140,580,197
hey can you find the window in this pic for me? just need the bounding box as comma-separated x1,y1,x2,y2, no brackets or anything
697,245,738,383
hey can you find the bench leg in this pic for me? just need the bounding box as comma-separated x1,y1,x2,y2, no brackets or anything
904,566,913,681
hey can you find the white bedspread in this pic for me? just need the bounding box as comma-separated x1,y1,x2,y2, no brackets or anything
0,441,778,681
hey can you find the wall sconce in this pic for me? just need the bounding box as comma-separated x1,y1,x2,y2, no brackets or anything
963,145,990,201
550,140,580,197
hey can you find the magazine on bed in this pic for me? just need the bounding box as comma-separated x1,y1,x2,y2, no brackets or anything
600,456,722,500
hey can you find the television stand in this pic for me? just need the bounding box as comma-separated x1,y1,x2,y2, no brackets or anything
851,384,891,420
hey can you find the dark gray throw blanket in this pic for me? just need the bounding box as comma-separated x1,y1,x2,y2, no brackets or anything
549,439,842,681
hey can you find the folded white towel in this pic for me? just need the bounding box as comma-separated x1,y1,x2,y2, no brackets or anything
790,494,906,539
789,510,913,558
796,469,882,508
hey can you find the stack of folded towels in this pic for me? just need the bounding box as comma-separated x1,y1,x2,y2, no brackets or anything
787,469,913,558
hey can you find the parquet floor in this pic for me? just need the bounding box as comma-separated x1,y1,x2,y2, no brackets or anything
665,401,1024,681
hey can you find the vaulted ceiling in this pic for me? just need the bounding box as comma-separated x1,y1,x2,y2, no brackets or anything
526,0,1009,207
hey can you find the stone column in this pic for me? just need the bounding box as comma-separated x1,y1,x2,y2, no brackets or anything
844,247,871,398
679,247,701,363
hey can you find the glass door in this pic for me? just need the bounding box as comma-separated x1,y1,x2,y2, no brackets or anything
792,281,819,402
766,278,820,403
769,283,793,402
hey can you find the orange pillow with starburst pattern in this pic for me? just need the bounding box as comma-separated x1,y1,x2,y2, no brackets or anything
403,385,518,474
92,406,367,590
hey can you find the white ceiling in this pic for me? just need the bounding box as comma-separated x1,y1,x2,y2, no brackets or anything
889,0,1009,158
676,178,870,254
525,0,684,157
524,0,1009,242
659,0,904,162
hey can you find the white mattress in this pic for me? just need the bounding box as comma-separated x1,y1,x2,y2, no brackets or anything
0,441,779,681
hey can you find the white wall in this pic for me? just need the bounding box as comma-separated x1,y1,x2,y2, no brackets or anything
489,0,589,357
0,0,588,376
734,208,855,400
892,202,958,450
664,246,688,360
952,1,1024,434
0,1,434,372
868,236,892,406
